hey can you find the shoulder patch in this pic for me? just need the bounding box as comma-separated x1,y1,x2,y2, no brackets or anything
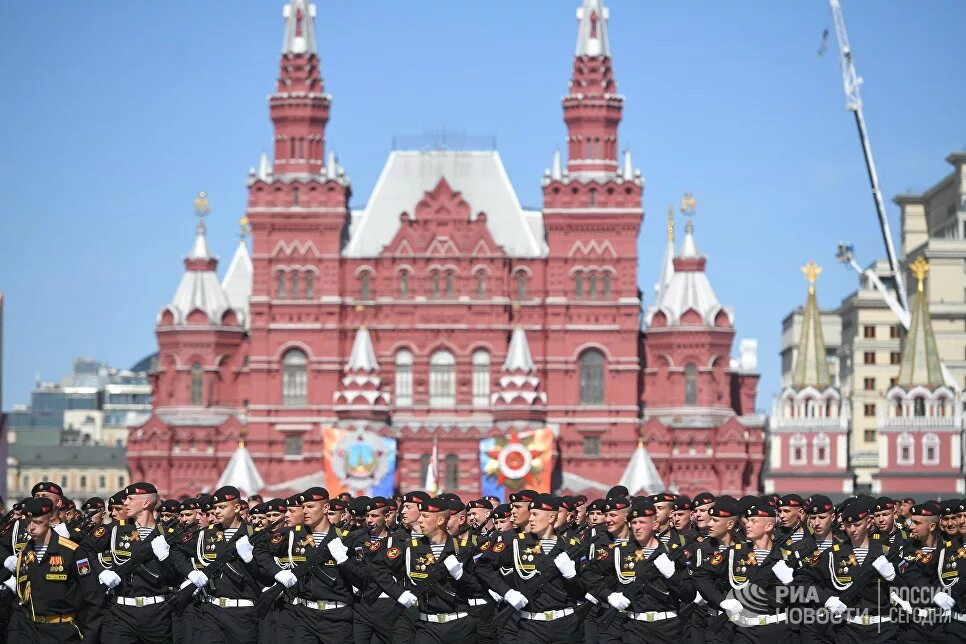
271,533,285,544
480,541,492,551
93,526,106,538
596,548,610,561
709,552,723,566
58,536,79,551
182,532,194,543
493,542,506,553
75,558,91,576
386,547,401,560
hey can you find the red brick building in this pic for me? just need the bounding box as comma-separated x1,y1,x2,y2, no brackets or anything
128,0,765,499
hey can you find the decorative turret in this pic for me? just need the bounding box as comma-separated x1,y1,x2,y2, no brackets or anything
492,327,546,421
221,218,253,329
897,257,944,389
654,205,675,303
334,326,390,419
792,261,831,389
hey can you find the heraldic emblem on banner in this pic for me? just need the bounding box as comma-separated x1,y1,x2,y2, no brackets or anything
322,427,396,497
479,427,556,499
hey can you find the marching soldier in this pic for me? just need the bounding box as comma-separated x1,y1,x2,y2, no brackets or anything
684,498,741,644
941,500,962,541
652,493,687,548
871,497,907,549
895,501,945,642
5,497,101,643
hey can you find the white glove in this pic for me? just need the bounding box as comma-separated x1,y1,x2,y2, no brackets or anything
53,523,70,538
274,570,298,589
654,552,675,579
187,570,208,589
584,592,599,605
488,589,503,603
327,538,349,565
503,588,528,610
772,560,794,585
934,591,956,611
607,592,631,610
3,555,16,573
397,590,418,608
443,555,463,580
824,596,847,617
693,591,707,605
720,598,743,618
235,535,254,563
553,552,577,579
150,535,170,562
1,577,15,592
872,555,896,581
98,570,122,589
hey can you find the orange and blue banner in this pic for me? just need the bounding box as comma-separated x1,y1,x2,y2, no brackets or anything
479,427,555,500
322,427,396,497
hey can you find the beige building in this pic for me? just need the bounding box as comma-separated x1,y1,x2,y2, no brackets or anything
6,445,128,503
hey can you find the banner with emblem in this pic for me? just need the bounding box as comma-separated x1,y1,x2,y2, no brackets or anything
322,427,396,497
479,427,556,500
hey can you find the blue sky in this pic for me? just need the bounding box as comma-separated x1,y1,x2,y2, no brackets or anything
1,1,963,409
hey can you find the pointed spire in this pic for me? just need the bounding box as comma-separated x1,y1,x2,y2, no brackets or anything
187,191,213,261
898,257,944,388
258,152,272,181
623,149,633,179
346,326,379,373
282,0,317,55
326,150,337,177
678,192,700,258
221,218,252,328
216,440,265,496
654,205,675,302
503,327,535,372
619,440,665,496
551,149,562,180
575,0,611,58
792,261,831,389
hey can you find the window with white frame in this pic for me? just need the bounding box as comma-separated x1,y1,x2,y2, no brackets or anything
897,432,915,465
579,349,605,405
790,434,807,465
282,349,308,406
813,433,831,465
429,350,456,407
472,350,490,407
395,350,413,407
922,433,940,466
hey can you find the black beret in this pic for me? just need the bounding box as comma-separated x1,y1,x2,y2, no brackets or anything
159,499,182,513
197,494,215,511
108,491,128,506
902,497,916,504
693,492,716,507
82,497,106,512
179,498,200,511
366,496,389,513
911,501,942,517
348,496,371,517
587,498,605,512
265,498,286,513
531,494,560,512
745,504,777,518
574,495,588,506
805,495,835,515
842,500,874,523
941,500,960,517
439,493,464,512
386,498,399,510
467,498,494,510
402,491,431,505
509,489,539,504
212,486,242,504
872,497,896,513
629,499,657,519
759,495,778,509
12,500,27,512
672,497,694,511
559,496,576,511
327,498,347,511
709,499,740,519
250,502,268,515
32,481,64,497
491,503,510,520
300,487,330,503
63,499,77,511
123,482,158,496
21,497,55,518
649,492,676,504
602,496,631,512
778,494,805,508
284,493,303,508
607,485,630,499
737,495,759,514
418,496,449,513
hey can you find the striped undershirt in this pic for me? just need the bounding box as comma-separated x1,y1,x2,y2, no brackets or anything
430,543,445,559
641,546,656,558
137,527,154,541
312,532,325,547
224,528,238,542
853,547,868,565
718,544,728,552
816,538,834,552
540,538,558,554
615,538,629,547
788,529,805,543
35,545,47,562
754,548,770,563
659,533,671,545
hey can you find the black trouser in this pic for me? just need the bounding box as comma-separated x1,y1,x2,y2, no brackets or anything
262,605,290,644
730,621,794,644
468,601,497,644
507,612,583,644
392,606,418,644
354,598,403,644
195,603,258,644
102,603,172,644
412,614,477,644
945,620,966,643
597,613,681,644
290,603,354,644
579,602,601,644
171,601,197,644
832,622,897,644
0,591,14,644
9,618,84,644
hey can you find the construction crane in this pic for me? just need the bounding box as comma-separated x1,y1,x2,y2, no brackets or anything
827,0,909,315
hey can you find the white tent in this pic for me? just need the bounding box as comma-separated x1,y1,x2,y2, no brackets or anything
619,440,665,496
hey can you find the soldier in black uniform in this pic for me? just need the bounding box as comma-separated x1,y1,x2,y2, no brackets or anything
871,496,909,548
370,496,479,643
895,501,945,643
159,500,182,530
476,494,586,644
579,494,627,644
194,485,268,644
6,497,101,643
253,486,355,644
108,493,128,524
933,513,966,642
941,500,962,541
684,498,740,644
86,482,205,644
652,493,687,549
792,495,840,644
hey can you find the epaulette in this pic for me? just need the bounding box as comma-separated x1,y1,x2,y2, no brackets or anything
119,519,127,526
871,533,881,540
785,538,793,546
57,536,79,551
293,525,303,533
670,542,680,550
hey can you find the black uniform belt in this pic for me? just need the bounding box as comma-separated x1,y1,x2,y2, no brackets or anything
30,613,75,624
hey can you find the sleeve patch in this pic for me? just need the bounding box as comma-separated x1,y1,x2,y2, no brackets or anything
480,541,491,551
709,552,723,566
386,547,401,560
76,558,91,576
493,542,505,553
93,527,106,538
271,533,284,544
596,549,610,561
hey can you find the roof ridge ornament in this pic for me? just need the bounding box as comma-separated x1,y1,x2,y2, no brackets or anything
801,260,822,295
909,255,929,292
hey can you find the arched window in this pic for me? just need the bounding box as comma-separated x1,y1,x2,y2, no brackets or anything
359,273,371,300
472,350,490,407
276,272,286,299
399,271,409,298
897,432,914,465
588,273,598,299
429,350,456,407
419,454,431,485
444,454,459,490
190,363,203,405
574,273,584,298
579,349,605,405
914,397,926,417
395,350,413,407
813,433,830,465
445,272,455,298
79,475,87,490
304,272,314,299
282,349,308,406
603,272,612,298
515,272,527,299
291,272,299,298
589,189,597,207
431,272,440,298
790,434,807,465
923,433,940,465
476,271,486,298
685,363,698,406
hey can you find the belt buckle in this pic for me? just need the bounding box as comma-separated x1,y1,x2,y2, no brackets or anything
135,597,145,607
438,613,448,624
646,612,654,622
544,610,554,621
759,616,767,625
219,598,227,608
861,615,870,625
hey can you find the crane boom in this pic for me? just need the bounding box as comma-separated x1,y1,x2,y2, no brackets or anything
828,0,909,315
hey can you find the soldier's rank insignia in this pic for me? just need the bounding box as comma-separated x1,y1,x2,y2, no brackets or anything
93,527,106,538
709,552,723,566
493,543,506,554
386,547,401,560
596,549,609,561
480,541,491,551
271,533,285,544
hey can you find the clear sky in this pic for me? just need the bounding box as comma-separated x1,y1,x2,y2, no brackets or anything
1,1,963,409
